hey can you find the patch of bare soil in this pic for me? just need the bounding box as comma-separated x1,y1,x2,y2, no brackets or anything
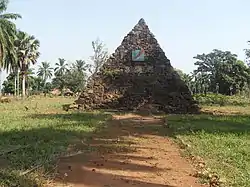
51,114,207,187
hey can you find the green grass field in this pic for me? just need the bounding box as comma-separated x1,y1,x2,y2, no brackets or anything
168,106,250,187
0,96,250,187
0,96,110,187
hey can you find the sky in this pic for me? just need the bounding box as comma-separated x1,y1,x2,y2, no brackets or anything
2,0,250,82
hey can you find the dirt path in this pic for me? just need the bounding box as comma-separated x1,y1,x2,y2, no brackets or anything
52,114,206,187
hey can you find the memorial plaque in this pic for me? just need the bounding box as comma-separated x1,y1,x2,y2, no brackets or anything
132,49,145,61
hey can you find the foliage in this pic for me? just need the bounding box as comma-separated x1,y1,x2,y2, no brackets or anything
2,36,109,96
15,31,40,73
193,50,250,95
37,61,53,83
89,37,109,75
51,59,88,93
0,0,21,72
2,72,16,94
2,69,46,95
69,60,89,92
54,58,68,76
15,30,40,97
72,59,90,73
175,68,193,91
244,41,250,66
42,82,52,94
29,76,45,94
177,49,250,97
193,93,250,106
52,70,86,93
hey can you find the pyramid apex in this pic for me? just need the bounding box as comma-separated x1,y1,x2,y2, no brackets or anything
138,18,146,25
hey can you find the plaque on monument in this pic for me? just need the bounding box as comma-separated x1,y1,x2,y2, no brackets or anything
132,49,145,61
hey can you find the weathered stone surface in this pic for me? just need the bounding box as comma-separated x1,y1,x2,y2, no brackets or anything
75,18,200,114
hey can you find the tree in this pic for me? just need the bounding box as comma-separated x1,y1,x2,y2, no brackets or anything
51,59,88,93
70,60,88,91
52,58,69,93
29,76,45,94
230,60,250,95
243,41,250,97
43,82,52,94
2,68,49,95
175,69,192,84
175,68,194,93
0,0,21,95
37,61,53,84
54,58,68,76
0,0,21,68
193,49,250,95
2,71,16,94
15,30,40,97
89,38,108,75
25,68,35,95
244,41,250,66
72,60,90,73
193,72,210,94
62,70,87,93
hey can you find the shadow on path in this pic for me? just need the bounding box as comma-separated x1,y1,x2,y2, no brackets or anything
2,109,249,186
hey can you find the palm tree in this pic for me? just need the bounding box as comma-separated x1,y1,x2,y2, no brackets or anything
0,0,21,67
71,60,89,91
54,58,68,76
37,61,53,84
25,68,35,96
0,0,21,95
15,30,40,97
72,60,90,73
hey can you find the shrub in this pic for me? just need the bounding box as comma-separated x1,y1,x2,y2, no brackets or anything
193,93,250,106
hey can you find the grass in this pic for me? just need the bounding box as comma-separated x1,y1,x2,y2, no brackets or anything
168,105,250,187
0,96,111,187
1,96,250,187
193,93,250,106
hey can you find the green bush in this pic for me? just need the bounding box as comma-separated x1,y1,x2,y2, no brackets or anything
193,93,250,106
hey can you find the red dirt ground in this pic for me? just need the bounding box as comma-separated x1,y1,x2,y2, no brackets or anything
51,114,207,187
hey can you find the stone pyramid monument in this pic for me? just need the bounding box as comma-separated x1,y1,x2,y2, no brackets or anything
75,18,199,114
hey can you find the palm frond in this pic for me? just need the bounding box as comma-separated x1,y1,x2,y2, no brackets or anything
0,1,21,70
0,13,21,20
0,0,8,14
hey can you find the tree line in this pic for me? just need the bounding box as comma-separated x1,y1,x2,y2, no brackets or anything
0,0,40,97
2,38,108,96
0,0,108,97
176,49,250,97
1,0,250,97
